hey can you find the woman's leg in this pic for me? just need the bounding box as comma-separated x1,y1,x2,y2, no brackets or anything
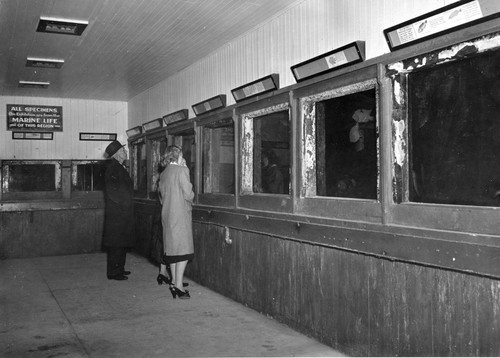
157,253,171,284
159,263,168,276
159,252,171,281
169,263,177,286
174,260,188,291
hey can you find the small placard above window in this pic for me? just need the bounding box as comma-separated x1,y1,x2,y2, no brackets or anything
163,109,189,125
126,126,143,138
384,0,500,51
143,118,163,132
291,41,365,82
192,95,226,116
79,132,117,141
231,74,279,102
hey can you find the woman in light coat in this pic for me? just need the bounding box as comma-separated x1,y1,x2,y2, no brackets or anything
158,145,194,299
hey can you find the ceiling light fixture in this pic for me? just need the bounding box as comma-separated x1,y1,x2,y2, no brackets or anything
18,81,50,89
37,16,88,36
26,57,64,69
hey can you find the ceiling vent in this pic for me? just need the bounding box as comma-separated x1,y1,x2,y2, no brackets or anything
36,16,88,36
26,57,64,69
19,81,50,89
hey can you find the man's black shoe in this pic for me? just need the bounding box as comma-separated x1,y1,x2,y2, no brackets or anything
108,275,128,280
123,271,131,275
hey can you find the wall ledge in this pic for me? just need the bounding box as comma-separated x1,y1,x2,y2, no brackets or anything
0,199,104,212
193,205,500,280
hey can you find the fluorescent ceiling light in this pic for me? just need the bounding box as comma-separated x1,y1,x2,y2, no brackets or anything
37,16,88,36
26,57,64,69
19,81,50,89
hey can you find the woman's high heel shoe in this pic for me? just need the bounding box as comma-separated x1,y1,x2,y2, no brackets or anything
168,285,177,299
157,274,189,287
157,273,171,285
173,286,190,299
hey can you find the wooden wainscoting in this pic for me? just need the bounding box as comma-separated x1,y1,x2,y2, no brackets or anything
188,221,500,356
0,202,104,259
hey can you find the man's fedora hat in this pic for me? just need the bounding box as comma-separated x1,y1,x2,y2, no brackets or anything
105,140,125,158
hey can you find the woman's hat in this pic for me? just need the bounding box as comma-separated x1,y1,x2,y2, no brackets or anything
105,140,125,158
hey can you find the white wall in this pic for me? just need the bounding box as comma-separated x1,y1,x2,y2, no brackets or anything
0,96,127,160
0,0,457,161
128,0,456,126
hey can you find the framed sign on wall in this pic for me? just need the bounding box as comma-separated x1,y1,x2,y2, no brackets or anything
12,132,54,140
7,104,63,132
383,0,500,51
79,132,117,141
291,41,365,82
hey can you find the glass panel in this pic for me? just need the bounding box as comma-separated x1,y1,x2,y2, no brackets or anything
132,140,147,197
316,89,377,199
150,137,168,197
73,162,106,191
139,142,147,195
172,134,196,192
202,123,235,194
2,163,59,192
183,135,196,190
252,110,290,194
408,50,500,206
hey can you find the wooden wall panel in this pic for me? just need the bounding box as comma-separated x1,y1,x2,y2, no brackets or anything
0,208,103,259
368,260,435,356
0,96,127,160
128,0,448,126
133,211,155,258
316,247,342,350
189,221,500,356
402,265,434,355
477,281,500,356
336,250,371,356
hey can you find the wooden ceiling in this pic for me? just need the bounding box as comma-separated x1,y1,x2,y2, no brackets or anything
0,0,296,102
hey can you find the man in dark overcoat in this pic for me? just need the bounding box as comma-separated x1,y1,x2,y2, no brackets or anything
103,140,136,280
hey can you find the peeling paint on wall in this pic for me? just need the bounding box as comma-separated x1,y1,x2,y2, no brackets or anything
387,31,500,177
300,79,377,197
301,97,316,197
387,61,404,74
393,79,402,106
439,35,500,60
389,32,500,74
240,114,254,194
393,120,406,167
240,103,289,194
